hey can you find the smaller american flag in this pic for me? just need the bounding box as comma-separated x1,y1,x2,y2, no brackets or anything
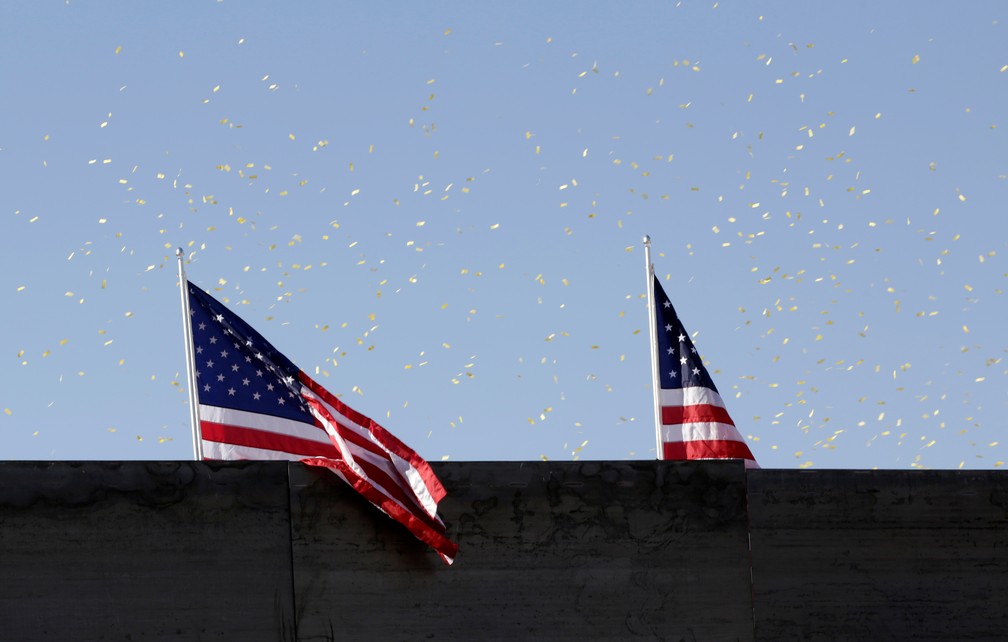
186,281,458,563
652,276,758,468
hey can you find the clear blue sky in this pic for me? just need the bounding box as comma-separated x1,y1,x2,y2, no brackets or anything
2,2,1006,469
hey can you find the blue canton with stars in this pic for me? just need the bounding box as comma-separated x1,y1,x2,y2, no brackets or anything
653,276,720,393
187,282,315,423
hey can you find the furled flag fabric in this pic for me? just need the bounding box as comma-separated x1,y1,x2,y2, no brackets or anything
652,276,758,469
186,281,458,563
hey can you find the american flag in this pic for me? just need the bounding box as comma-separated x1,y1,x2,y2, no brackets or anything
652,276,758,469
186,281,458,564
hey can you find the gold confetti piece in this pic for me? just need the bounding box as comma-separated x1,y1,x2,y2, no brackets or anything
3,408,10,416
178,51,184,58
912,54,920,64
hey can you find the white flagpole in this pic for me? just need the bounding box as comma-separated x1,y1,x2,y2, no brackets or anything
643,235,664,460
176,248,204,460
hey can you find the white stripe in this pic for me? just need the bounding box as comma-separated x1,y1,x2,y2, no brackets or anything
200,395,441,525
200,403,409,480
199,405,331,446
203,440,301,461
660,386,726,409
302,390,440,523
306,388,441,520
661,422,747,443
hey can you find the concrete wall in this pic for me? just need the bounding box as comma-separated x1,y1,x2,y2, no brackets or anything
0,461,295,641
291,461,753,641
0,461,1005,641
748,469,1008,641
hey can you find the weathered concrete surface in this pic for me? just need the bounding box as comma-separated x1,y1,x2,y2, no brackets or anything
290,460,754,641
5,461,1007,641
0,461,295,641
748,470,1008,641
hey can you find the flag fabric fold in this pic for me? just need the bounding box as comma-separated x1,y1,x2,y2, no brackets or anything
651,276,758,469
186,281,458,564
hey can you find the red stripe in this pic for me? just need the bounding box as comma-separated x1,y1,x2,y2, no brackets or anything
298,386,446,529
661,403,735,427
309,401,396,461
663,439,756,462
301,399,447,531
299,372,448,502
302,457,458,563
201,421,341,458
205,419,449,543
349,455,446,532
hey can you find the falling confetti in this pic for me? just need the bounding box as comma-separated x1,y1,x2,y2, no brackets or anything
0,2,1003,470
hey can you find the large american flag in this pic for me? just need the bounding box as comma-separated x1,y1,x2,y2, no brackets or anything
186,281,458,563
652,276,758,469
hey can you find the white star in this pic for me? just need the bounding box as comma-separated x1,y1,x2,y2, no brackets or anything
668,371,677,379
209,336,217,345
692,367,700,376
665,323,673,332
277,397,285,406
220,349,228,359
216,373,225,382
678,333,686,342
203,383,211,392
667,347,674,355
242,378,250,386
195,346,203,354
680,356,687,365
198,322,206,331
266,383,274,391
227,388,236,396
206,359,215,368
253,392,261,401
